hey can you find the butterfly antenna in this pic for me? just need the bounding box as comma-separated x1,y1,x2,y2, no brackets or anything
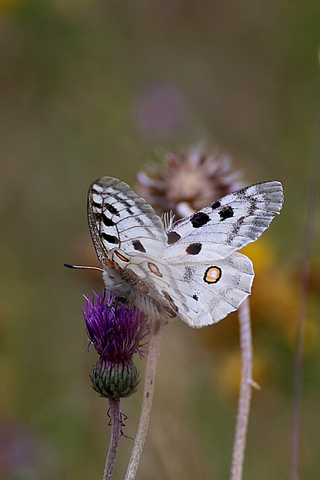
64,263,103,272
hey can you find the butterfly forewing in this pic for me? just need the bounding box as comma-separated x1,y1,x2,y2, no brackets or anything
164,181,284,264
88,177,167,264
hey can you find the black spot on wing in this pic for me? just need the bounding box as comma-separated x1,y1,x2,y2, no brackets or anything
167,231,181,244
193,294,198,301
219,205,234,220
105,203,120,216
102,214,115,227
186,243,202,255
92,200,103,209
132,240,146,253
102,233,119,244
190,212,210,228
211,200,221,209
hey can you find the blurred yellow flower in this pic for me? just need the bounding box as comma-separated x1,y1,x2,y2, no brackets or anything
214,351,271,396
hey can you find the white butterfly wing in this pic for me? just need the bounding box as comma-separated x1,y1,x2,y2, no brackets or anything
88,176,167,264
175,252,254,327
163,181,284,264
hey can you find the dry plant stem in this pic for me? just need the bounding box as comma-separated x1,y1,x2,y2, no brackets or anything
291,280,308,480
103,398,121,480
125,322,163,480
230,298,253,480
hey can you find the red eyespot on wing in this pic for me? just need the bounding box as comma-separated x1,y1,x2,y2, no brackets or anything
148,262,163,277
114,250,130,262
203,266,222,284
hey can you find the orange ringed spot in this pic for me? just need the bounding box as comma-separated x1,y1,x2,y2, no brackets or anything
114,250,130,262
147,262,163,277
204,266,222,284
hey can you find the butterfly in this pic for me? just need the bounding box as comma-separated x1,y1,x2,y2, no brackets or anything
87,177,283,327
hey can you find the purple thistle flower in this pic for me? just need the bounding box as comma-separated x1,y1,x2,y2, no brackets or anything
82,290,151,399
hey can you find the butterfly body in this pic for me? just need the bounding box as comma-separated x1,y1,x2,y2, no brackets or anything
88,176,283,327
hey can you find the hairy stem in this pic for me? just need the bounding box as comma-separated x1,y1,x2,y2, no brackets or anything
103,398,121,480
230,298,255,480
125,323,163,480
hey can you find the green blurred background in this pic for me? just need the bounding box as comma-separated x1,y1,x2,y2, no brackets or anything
1,1,320,479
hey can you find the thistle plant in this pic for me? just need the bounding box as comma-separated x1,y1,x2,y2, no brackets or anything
82,290,151,480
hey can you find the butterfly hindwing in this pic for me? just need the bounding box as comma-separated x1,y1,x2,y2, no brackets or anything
127,254,201,319
174,252,254,327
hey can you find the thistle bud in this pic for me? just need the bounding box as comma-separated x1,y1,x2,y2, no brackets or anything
82,291,151,399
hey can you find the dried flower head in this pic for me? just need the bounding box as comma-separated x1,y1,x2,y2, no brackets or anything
82,291,151,399
137,146,243,218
